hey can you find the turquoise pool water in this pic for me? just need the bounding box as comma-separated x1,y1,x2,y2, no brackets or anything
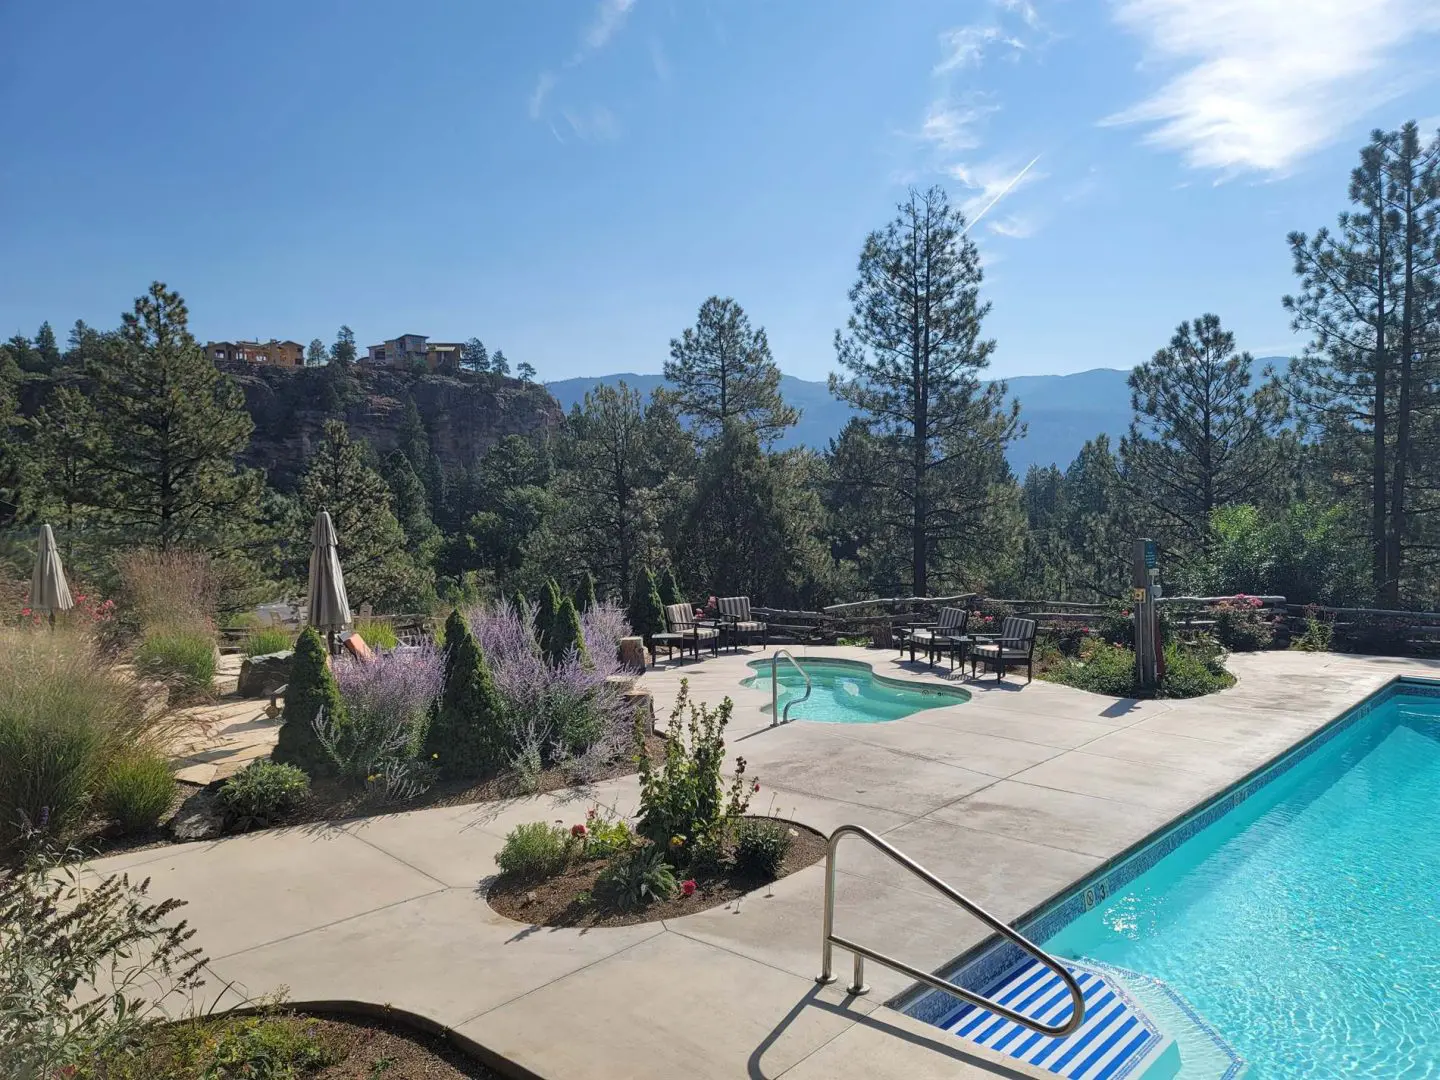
740,657,969,723
1038,687,1440,1078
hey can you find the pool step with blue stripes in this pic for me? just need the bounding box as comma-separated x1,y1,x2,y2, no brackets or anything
934,959,1178,1079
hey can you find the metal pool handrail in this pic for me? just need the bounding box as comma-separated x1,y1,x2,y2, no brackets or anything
770,649,812,726
817,824,1086,1037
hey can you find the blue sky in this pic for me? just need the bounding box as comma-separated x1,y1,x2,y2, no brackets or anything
2,0,1438,382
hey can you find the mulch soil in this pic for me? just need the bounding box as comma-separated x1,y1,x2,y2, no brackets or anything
486,817,829,928
306,1014,502,1079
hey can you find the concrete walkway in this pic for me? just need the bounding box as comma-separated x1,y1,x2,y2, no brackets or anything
86,648,1436,1079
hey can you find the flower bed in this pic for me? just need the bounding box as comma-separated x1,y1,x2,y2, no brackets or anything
486,813,827,928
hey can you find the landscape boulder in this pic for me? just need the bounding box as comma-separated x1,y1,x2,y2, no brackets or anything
169,786,225,841
237,650,292,698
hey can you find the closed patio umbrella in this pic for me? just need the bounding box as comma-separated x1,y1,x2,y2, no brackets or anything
29,524,74,625
307,510,351,653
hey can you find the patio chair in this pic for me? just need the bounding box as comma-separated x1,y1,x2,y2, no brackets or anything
660,603,719,661
901,607,970,669
969,616,1038,683
716,596,769,648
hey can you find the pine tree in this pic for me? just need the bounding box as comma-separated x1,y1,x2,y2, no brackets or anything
301,419,432,611
64,319,103,366
330,325,357,365
274,627,346,777
83,282,261,551
425,609,508,778
23,386,99,565
382,449,441,562
627,567,666,647
534,578,561,654
461,338,489,373
33,322,60,368
306,338,328,366
574,570,598,612
1121,314,1288,557
830,186,1020,596
491,349,511,376
665,296,797,442
516,360,536,382
548,596,588,667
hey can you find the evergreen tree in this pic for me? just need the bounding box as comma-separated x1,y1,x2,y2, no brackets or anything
659,566,684,608
547,596,588,667
0,363,20,529
306,338,328,366
665,296,798,442
274,627,346,777
509,589,529,619
83,282,261,552
1286,122,1440,604
64,319,102,366
23,386,99,566
830,187,1020,596
33,322,60,368
1060,436,1133,599
534,578,561,654
397,396,430,477
382,449,442,563
425,610,509,778
461,337,489,373
516,360,537,382
627,567,666,647
300,419,432,610
491,349,511,376
574,570,598,612
330,325,357,364
1121,314,1288,557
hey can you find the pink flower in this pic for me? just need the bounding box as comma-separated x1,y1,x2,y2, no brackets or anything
681,879,697,897
752,780,760,794
571,823,587,838
20,607,31,617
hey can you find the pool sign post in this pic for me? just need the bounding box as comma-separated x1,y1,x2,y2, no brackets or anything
1131,539,1161,692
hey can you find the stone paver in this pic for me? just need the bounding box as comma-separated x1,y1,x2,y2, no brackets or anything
84,647,1440,1079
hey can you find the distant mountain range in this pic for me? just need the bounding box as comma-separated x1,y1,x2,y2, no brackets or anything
546,359,1287,474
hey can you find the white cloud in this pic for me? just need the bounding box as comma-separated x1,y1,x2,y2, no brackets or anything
529,72,556,120
920,98,1000,153
583,0,637,52
988,213,1038,239
950,155,1046,225
997,0,1042,30
1105,0,1440,174
935,25,1025,73
562,104,621,142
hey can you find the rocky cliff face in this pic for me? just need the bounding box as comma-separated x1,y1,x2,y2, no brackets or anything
232,364,563,491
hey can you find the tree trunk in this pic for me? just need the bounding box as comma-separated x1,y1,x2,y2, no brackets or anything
1372,198,1389,601
1386,166,1416,608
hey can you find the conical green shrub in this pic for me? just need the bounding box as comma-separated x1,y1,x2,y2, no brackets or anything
627,567,667,648
535,578,561,655
273,627,345,778
659,567,685,608
425,610,508,778
574,570,598,614
548,596,589,667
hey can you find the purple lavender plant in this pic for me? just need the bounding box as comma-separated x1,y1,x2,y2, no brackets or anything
327,643,443,783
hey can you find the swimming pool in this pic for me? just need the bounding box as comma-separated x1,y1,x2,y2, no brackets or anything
909,677,1440,1079
740,657,969,723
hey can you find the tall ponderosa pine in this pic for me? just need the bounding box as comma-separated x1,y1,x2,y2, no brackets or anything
300,419,431,610
306,338,327,366
274,627,347,777
1286,122,1440,604
461,338,489,373
830,186,1019,596
665,296,798,442
426,610,508,778
627,567,666,647
33,322,60,368
1121,314,1288,555
381,450,441,564
83,282,260,551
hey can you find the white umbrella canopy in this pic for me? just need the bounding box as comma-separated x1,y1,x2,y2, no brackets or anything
306,510,352,638
29,524,74,618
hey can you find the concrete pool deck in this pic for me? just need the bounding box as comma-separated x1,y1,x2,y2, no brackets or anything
84,647,1438,1079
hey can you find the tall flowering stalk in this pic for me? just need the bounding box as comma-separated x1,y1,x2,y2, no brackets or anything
325,643,443,785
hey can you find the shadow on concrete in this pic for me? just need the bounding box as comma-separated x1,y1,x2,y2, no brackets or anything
748,983,1039,1080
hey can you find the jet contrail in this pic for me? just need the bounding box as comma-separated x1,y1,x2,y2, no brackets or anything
962,153,1042,234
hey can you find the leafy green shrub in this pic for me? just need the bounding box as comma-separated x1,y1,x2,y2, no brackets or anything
217,760,310,832
1210,597,1274,651
135,627,217,701
101,752,176,833
1191,503,1367,606
495,821,572,880
0,844,207,1079
242,627,293,657
576,806,632,859
1045,638,1233,699
733,817,793,880
627,567,666,648
596,845,677,910
424,609,508,779
1047,639,1141,697
272,627,346,777
636,680,752,860
196,1014,333,1078
0,628,159,849
354,617,399,650
1294,605,1334,652
1160,639,1236,697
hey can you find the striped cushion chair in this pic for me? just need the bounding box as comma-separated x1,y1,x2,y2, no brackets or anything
969,616,1038,683
663,603,719,660
905,606,970,668
717,596,768,647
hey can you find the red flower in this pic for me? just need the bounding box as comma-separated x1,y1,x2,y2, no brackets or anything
751,780,760,794
20,607,31,617
681,879,697,897
587,808,597,819
571,823,587,838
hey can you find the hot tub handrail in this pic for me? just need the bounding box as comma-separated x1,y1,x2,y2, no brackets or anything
770,649,812,726
817,823,1086,1037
